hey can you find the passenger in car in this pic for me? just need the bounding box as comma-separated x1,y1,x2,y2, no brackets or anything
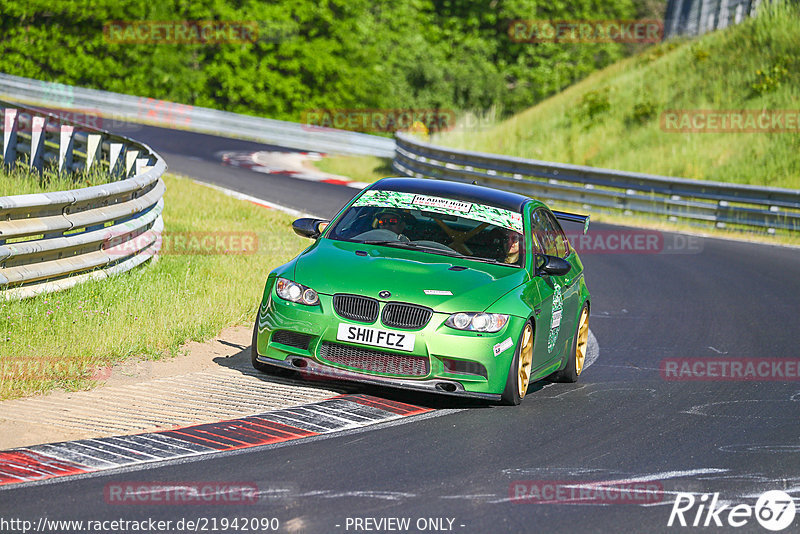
504,232,521,264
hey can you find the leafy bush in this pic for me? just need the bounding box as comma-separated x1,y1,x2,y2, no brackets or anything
629,100,657,125
573,89,612,125
691,45,710,62
751,64,789,95
643,39,682,63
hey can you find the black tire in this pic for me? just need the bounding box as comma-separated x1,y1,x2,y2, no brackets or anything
500,321,534,406
553,302,589,383
251,321,271,373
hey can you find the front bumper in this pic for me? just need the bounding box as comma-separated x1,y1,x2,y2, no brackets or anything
253,354,501,401
254,289,525,398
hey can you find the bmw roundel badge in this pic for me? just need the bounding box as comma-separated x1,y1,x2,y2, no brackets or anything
379,290,391,299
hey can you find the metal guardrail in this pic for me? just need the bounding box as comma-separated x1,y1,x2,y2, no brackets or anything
664,0,762,38
0,100,166,300
393,132,800,233
0,73,395,158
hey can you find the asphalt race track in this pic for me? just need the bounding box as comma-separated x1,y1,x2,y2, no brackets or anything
1,124,799,533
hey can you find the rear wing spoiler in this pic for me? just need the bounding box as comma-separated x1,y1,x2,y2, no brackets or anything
552,210,590,234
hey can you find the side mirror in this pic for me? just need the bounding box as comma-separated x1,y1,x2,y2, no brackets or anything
538,255,571,276
292,218,330,239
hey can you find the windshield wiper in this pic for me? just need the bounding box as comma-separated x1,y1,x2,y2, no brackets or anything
358,240,513,265
359,240,457,255
456,255,512,266
359,240,420,249
427,249,509,265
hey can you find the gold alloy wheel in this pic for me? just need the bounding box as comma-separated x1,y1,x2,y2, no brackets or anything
517,323,534,397
575,306,589,375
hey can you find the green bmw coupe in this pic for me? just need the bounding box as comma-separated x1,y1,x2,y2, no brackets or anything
252,178,590,404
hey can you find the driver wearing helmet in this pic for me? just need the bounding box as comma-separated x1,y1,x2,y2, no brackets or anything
374,209,413,241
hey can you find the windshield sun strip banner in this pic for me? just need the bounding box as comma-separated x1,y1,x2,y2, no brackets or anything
354,190,523,233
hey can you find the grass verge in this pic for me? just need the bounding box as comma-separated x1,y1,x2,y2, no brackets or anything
0,157,114,196
0,173,307,400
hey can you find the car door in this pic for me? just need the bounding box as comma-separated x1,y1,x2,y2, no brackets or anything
530,208,575,364
542,209,581,354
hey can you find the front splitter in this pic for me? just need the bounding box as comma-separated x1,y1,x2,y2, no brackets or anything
256,354,501,402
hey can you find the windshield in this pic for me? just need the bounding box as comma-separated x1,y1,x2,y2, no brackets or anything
327,190,525,267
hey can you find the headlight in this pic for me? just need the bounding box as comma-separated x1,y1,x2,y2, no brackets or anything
445,312,509,333
276,277,319,306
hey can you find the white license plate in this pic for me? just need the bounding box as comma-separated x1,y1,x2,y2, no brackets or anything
336,324,416,352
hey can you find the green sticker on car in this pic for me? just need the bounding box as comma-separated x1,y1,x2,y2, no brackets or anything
548,283,563,353
353,190,523,233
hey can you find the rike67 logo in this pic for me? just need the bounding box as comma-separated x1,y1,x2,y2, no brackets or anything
668,491,796,531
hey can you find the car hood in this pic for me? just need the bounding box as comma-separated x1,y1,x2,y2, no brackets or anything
292,239,529,314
